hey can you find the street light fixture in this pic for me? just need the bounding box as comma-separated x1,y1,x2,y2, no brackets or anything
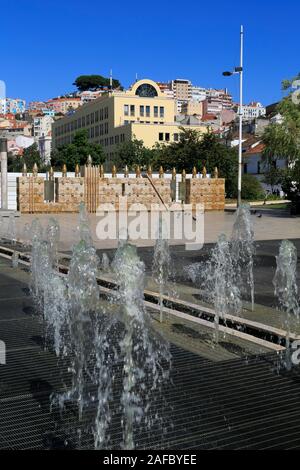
223,25,244,208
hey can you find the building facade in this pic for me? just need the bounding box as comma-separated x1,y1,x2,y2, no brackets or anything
33,115,54,141
239,102,266,120
46,97,81,114
171,79,192,113
79,90,105,104
181,100,203,116
52,79,208,169
38,135,52,164
0,99,6,114
0,98,26,115
191,85,207,102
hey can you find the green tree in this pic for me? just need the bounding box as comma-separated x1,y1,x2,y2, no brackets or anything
241,175,265,200
22,143,41,168
51,129,105,169
115,137,154,169
153,128,203,171
263,165,283,193
262,73,300,206
280,161,300,199
197,132,239,197
153,129,238,196
8,144,46,172
73,75,121,92
281,72,300,91
8,152,23,172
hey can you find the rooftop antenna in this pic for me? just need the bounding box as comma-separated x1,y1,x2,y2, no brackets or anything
109,69,113,90
135,72,138,82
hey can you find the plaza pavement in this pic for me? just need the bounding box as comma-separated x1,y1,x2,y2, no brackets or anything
7,208,300,252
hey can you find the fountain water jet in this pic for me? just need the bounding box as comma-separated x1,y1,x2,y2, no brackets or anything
207,234,241,343
8,213,17,245
231,203,255,311
78,202,93,246
112,241,171,449
22,222,31,250
45,217,60,268
273,240,300,369
93,311,117,449
152,214,171,323
100,252,110,272
63,239,100,419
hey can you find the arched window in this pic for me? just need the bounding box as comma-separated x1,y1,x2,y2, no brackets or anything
135,83,158,97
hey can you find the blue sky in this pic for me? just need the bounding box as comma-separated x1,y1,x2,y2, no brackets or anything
1,0,299,105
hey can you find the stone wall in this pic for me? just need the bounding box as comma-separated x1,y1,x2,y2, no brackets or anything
17,176,85,213
17,172,225,213
186,178,225,210
56,177,84,208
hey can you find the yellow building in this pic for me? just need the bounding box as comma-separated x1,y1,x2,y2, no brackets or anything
52,79,208,169
181,100,204,117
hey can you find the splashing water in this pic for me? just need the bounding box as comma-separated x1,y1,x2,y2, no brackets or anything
207,234,241,343
63,239,100,419
8,214,17,245
45,217,60,268
93,311,117,449
22,223,31,250
101,253,110,272
29,218,68,356
30,218,43,242
30,216,101,436
28,214,171,449
31,239,51,309
78,202,93,246
112,241,170,449
231,204,255,311
30,220,45,302
0,216,4,241
11,251,19,268
184,262,204,284
152,215,171,323
273,240,300,369
43,268,68,357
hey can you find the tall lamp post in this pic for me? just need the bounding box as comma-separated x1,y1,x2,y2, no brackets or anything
0,137,8,211
223,25,244,208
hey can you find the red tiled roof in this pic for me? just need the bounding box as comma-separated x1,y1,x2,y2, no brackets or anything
47,98,80,102
244,142,265,155
242,135,261,148
201,113,217,121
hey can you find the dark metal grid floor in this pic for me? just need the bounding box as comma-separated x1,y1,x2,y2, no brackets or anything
1,259,300,449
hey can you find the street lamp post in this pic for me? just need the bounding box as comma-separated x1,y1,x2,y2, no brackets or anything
0,137,8,210
223,25,244,208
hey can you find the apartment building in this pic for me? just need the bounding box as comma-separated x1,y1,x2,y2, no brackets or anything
52,79,208,169
0,98,26,115
239,102,266,120
181,100,203,116
79,90,105,104
33,115,54,141
0,99,6,114
171,79,192,113
39,134,52,164
191,86,207,102
46,97,81,114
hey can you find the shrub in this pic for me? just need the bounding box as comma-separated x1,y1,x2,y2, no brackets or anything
241,175,266,200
